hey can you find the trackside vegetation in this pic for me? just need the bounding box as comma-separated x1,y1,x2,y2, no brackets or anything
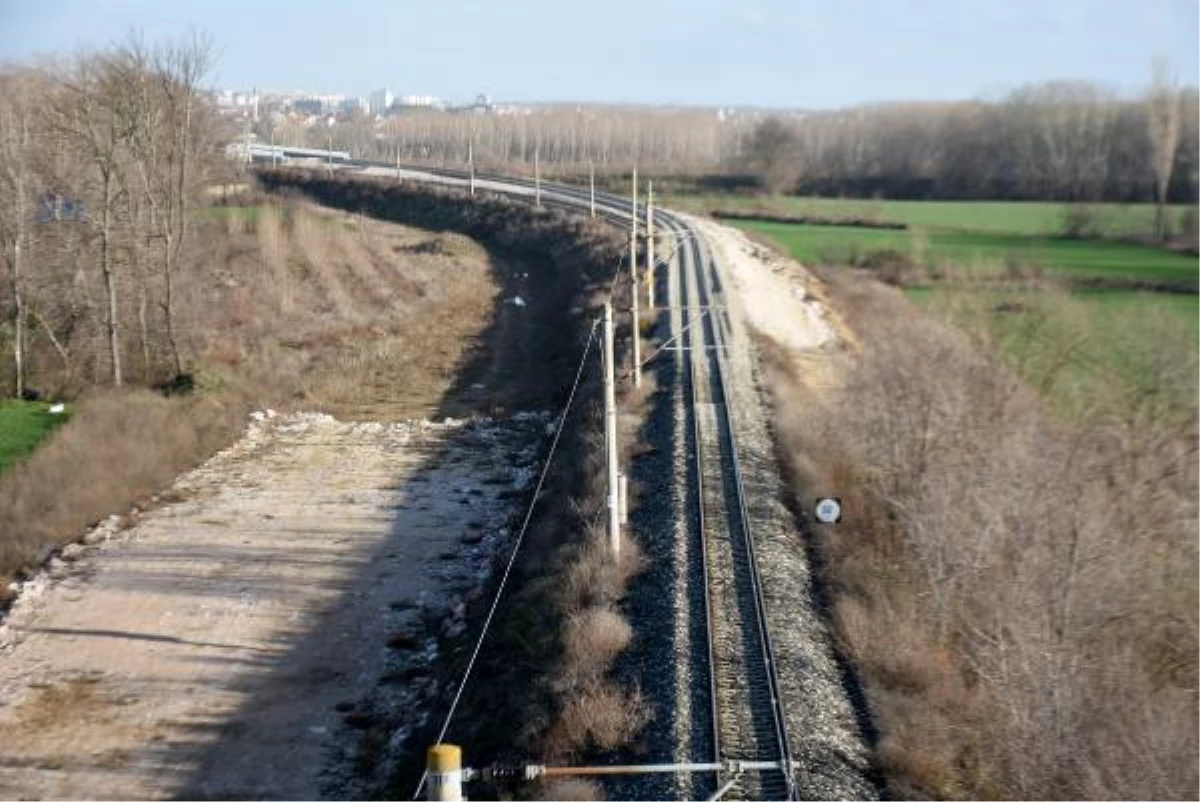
0,400,70,473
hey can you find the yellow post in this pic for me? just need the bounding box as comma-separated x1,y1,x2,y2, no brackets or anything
427,744,464,801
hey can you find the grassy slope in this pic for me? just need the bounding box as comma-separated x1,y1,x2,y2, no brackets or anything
909,288,1198,419
0,401,70,472
726,206,1197,420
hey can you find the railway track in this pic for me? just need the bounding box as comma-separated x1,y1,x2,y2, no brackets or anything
320,161,803,799
663,213,797,801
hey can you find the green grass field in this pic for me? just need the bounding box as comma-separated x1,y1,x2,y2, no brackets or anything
739,220,1199,288
199,205,268,223
908,287,1198,420
0,400,70,472
670,193,1197,238
717,199,1198,420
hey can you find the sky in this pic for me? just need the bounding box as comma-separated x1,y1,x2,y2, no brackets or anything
1,0,1197,108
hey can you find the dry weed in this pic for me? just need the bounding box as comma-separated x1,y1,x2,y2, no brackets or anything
564,607,633,679
550,679,652,757
0,390,243,581
762,274,1198,799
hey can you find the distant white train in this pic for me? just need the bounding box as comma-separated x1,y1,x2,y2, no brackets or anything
226,143,352,164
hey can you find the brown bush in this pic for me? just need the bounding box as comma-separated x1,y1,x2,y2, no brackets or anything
559,525,644,615
550,678,652,756
857,248,925,287
1060,203,1097,239
564,607,633,679
761,272,1198,799
1179,206,1199,242
0,389,244,582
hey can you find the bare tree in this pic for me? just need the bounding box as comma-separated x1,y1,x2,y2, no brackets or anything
153,30,214,377
1147,58,1182,240
0,70,38,397
743,117,799,194
51,54,131,386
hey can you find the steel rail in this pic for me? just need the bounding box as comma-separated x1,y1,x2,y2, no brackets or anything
692,220,799,801
664,212,725,795
678,221,788,800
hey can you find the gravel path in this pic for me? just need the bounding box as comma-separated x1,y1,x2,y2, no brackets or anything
0,411,545,800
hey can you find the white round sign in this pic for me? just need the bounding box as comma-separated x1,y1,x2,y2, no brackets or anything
815,497,842,524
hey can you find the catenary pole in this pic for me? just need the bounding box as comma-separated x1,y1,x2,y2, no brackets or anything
646,180,655,310
630,225,641,387
603,303,621,558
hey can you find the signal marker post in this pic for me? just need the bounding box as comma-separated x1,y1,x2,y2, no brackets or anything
603,303,621,558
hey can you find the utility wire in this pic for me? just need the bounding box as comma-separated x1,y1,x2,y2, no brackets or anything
413,318,600,800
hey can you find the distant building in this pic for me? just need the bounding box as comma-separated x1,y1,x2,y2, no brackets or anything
469,93,494,114
368,88,394,116
396,94,442,109
338,96,369,115
293,98,325,116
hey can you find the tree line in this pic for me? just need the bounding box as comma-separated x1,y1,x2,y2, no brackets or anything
289,70,1198,223
264,105,737,175
0,32,222,398
744,65,1198,230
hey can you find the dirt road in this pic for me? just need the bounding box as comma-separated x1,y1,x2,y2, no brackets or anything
0,411,545,800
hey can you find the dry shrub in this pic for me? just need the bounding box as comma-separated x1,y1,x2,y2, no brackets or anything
559,530,644,614
564,606,633,679
550,678,651,756
0,389,243,581
1179,206,1199,242
407,232,488,260
255,202,293,315
1060,203,1097,239
858,248,925,287
290,205,356,319
763,272,1198,800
